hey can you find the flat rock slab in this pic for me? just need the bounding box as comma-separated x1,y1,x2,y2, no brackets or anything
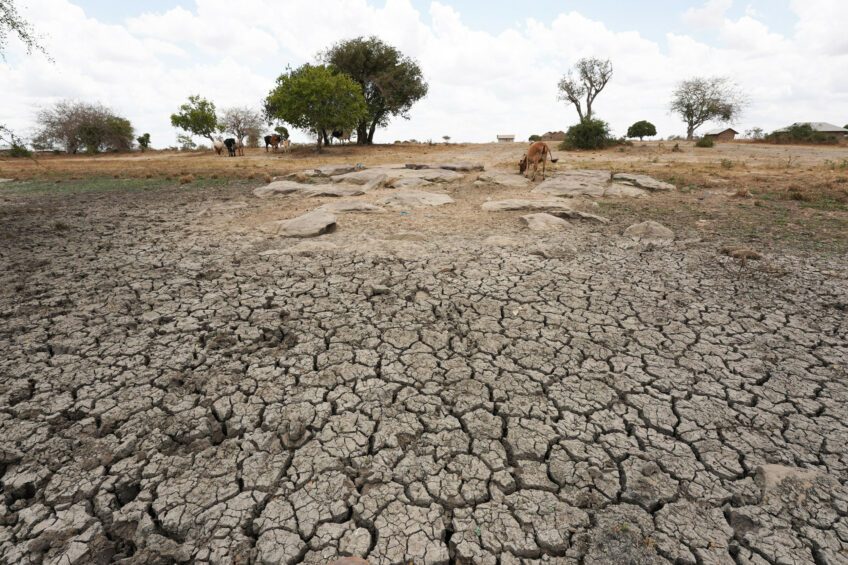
532,170,611,197
481,199,574,212
521,213,570,232
0,178,13,183
377,190,454,208
332,170,389,187
388,177,432,189
624,220,674,241
476,172,531,188
260,211,337,237
549,209,609,223
437,162,484,172
253,181,305,198
613,173,675,191
315,165,359,176
316,201,386,214
303,186,365,198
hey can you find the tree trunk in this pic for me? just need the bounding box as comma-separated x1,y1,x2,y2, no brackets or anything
687,125,695,140
316,132,323,153
367,121,378,144
356,122,368,145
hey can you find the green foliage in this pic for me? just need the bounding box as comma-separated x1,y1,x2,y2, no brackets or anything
32,101,134,153
695,137,714,148
766,123,840,145
721,158,733,168
528,134,541,142
274,125,289,140
8,143,31,157
137,133,151,151
558,119,615,150
265,64,368,151
322,36,428,144
1,123,31,157
626,120,657,140
176,134,197,151
170,95,218,143
669,77,747,139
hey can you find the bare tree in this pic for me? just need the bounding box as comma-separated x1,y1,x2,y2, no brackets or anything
219,107,263,144
669,77,747,140
557,57,613,122
1,0,48,59
32,100,134,153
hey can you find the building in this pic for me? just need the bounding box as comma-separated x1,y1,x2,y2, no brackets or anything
703,128,738,141
541,131,566,142
497,134,515,143
773,122,848,137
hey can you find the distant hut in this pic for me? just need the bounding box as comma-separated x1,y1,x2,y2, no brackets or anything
497,134,515,143
541,131,566,142
703,128,738,141
773,122,848,137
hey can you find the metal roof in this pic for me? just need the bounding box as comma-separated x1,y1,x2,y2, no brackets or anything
774,122,848,133
704,127,739,135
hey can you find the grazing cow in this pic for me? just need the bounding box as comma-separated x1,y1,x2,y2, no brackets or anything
235,138,244,156
519,141,558,181
224,138,237,157
264,135,273,152
213,138,225,156
281,139,291,153
268,135,282,152
332,129,352,144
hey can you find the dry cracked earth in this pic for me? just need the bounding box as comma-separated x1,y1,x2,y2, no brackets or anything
1,181,848,565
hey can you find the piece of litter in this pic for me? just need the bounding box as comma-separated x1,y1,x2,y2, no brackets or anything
400,211,411,215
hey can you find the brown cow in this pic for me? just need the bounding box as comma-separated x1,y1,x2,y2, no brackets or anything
519,141,558,181
268,135,282,152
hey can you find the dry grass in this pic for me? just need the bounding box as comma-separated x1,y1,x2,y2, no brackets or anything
178,175,194,185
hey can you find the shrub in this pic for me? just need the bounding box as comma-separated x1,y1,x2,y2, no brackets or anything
766,123,840,145
178,175,194,184
528,134,541,142
721,159,733,169
263,173,272,183
32,100,135,153
626,120,657,140
695,137,714,148
137,133,151,152
559,119,615,150
672,143,681,152
8,144,32,158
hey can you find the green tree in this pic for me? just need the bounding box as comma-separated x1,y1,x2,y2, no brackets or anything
265,64,368,152
559,119,614,150
1,0,49,59
529,134,541,142
322,36,428,144
137,133,151,151
557,57,613,122
626,120,657,140
170,95,218,144
274,125,289,140
32,100,134,153
669,77,747,140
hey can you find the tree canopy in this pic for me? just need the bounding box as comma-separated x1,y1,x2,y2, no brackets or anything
627,120,657,140
322,36,428,144
557,57,613,123
32,100,134,153
669,77,747,140
219,107,263,142
170,95,219,143
265,64,368,152
1,0,48,59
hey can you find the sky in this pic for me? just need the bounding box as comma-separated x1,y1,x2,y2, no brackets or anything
2,0,847,147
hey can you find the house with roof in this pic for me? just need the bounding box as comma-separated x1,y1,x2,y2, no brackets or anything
774,122,848,136
703,128,739,141
496,134,515,143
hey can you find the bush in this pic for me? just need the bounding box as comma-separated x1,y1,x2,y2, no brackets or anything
558,119,615,150
626,120,657,140
32,101,134,153
721,159,733,169
8,144,32,158
766,123,840,145
528,134,541,142
695,137,714,148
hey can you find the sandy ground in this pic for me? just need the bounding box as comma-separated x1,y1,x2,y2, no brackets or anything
1,142,848,564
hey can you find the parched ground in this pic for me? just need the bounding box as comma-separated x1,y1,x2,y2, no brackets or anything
1,142,848,564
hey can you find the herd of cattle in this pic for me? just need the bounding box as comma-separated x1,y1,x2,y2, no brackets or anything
212,135,290,157
211,130,352,157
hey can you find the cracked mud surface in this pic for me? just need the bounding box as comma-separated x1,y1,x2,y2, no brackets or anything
1,182,848,565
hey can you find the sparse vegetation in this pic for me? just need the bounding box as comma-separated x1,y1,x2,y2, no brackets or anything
766,123,841,145
32,100,135,154
721,159,733,169
557,57,613,122
695,137,714,148
669,76,747,140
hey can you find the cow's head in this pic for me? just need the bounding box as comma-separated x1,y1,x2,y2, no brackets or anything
519,155,527,173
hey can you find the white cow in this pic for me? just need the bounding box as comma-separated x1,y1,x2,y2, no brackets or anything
213,138,225,156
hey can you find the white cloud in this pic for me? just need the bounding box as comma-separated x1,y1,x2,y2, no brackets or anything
2,0,848,147
682,0,733,28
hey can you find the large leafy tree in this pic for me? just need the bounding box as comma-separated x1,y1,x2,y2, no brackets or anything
170,95,219,144
32,100,134,153
265,64,368,152
322,36,428,145
626,120,657,140
669,77,747,140
557,57,613,123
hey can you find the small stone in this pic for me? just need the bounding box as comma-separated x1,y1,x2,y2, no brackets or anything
624,221,674,242
377,190,454,208
521,213,570,232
